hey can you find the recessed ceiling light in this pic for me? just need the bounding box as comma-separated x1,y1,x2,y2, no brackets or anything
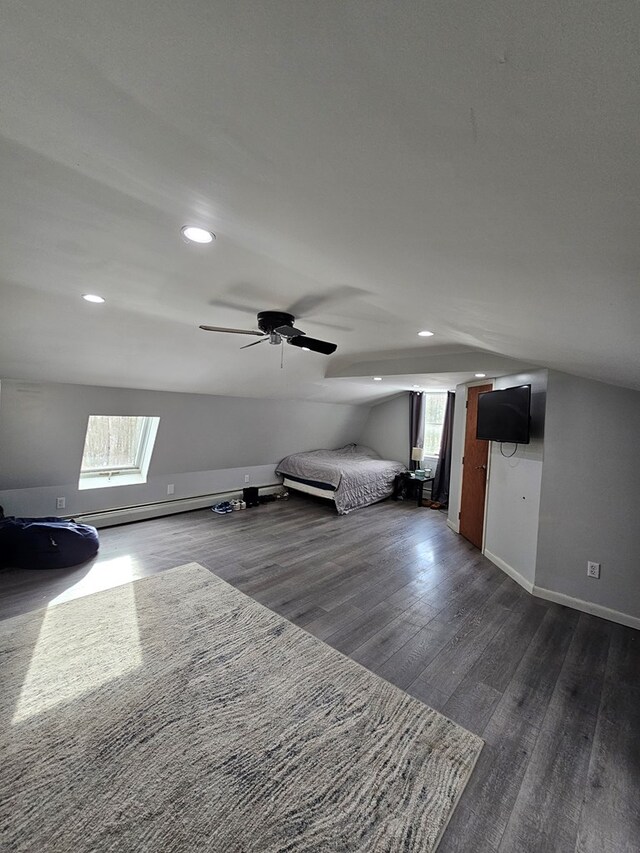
418,330,434,337
475,373,486,378
373,376,383,381
181,225,215,244
301,347,310,352
82,294,105,303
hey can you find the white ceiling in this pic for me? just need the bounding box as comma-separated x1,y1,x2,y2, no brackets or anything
1,0,639,404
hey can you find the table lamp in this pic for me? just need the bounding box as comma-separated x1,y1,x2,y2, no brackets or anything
411,447,424,477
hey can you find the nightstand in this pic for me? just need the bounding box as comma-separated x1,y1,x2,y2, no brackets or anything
393,472,435,507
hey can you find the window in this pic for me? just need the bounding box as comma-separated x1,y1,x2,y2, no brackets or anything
423,393,447,456
79,415,160,489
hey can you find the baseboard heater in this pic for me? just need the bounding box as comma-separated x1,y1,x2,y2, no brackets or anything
75,483,281,529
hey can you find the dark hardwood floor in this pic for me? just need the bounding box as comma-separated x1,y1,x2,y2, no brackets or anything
1,495,639,851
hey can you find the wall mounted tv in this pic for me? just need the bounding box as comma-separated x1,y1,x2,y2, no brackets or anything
476,385,531,444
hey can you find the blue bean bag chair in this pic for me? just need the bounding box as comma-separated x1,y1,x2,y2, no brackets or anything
0,515,99,569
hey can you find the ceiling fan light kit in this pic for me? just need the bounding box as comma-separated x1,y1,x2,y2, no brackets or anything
199,310,337,356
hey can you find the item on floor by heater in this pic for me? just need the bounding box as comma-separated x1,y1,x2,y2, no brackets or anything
0,515,99,569
243,487,259,507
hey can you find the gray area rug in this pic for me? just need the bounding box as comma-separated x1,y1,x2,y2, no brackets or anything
0,563,482,852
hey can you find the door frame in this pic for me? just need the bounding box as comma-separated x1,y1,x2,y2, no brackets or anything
457,379,493,552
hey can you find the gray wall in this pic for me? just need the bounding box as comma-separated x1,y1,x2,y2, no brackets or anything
536,371,640,620
0,380,368,516
450,368,640,623
483,370,547,585
358,392,440,474
358,394,409,465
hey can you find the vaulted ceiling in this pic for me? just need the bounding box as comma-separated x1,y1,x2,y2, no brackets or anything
1,1,638,403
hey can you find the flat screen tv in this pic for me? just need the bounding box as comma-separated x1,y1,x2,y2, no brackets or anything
476,385,531,444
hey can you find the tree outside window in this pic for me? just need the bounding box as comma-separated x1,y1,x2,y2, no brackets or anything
423,393,447,456
79,415,160,489
81,416,149,473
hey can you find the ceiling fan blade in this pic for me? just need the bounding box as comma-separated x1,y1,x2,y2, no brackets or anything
274,324,305,338
305,319,353,332
289,335,337,355
207,298,256,315
287,286,369,318
240,337,269,349
199,325,263,336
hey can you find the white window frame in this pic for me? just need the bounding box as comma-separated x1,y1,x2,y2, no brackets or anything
78,415,160,490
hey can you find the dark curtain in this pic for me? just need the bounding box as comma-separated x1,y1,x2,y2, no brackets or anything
432,391,455,506
409,391,425,470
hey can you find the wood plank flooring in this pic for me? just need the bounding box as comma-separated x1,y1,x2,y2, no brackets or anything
1,495,639,851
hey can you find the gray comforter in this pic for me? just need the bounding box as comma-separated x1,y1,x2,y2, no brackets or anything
276,444,406,514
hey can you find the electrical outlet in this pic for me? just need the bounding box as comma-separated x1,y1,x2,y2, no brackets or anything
244,474,250,483
56,497,66,509
587,561,601,579
167,484,175,495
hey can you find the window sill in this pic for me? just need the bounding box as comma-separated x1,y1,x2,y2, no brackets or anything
78,473,147,491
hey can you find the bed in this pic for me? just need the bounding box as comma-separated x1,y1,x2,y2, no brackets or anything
276,444,406,515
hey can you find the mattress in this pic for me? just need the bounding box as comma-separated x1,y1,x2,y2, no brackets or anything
277,444,406,514
282,477,336,500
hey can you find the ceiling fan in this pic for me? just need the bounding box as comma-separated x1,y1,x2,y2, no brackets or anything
199,311,337,355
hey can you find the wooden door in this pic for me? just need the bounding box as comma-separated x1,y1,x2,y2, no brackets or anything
459,384,492,549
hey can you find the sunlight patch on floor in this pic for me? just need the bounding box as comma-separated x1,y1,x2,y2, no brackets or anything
11,557,142,724
49,554,142,605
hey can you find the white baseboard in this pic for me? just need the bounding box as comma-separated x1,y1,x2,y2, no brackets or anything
446,518,459,534
483,549,535,594
76,484,281,528
483,549,640,630
531,585,640,631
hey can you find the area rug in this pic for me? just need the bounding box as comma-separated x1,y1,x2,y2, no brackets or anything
0,563,482,852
